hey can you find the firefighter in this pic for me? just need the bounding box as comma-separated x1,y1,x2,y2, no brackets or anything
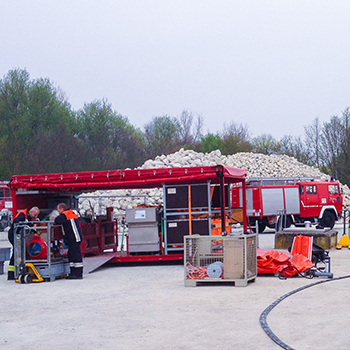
7,206,40,280
54,203,83,279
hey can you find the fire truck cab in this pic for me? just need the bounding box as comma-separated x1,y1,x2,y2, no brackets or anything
298,181,342,227
232,177,343,232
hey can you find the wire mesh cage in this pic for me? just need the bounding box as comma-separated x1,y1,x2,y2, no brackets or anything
184,234,257,287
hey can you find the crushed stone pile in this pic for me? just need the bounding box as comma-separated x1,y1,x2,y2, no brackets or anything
79,148,350,217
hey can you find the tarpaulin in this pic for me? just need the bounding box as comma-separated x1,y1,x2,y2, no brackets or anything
257,248,314,277
257,249,290,275
9,165,246,192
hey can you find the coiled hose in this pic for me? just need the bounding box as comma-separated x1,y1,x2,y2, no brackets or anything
259,274,350,350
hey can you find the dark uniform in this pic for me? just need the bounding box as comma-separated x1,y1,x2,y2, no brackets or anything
7,209,34,280
54,209,83,279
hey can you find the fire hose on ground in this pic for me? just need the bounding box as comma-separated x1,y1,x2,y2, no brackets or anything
259,274,350,350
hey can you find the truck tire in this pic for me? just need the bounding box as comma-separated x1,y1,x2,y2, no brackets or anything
249,218,267,233
258,222,267,233
321,211,335,229
277,215,293,230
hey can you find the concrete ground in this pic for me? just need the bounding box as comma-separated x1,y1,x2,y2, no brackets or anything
0,227,349,350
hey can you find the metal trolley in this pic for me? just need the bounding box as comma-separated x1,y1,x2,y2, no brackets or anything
14,221,70,283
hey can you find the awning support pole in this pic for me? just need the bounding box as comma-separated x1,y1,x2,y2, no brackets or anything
217,167,226,234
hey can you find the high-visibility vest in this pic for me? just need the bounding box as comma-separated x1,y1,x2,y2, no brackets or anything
15,209,28,221
62,210,81,243
62,209,78,220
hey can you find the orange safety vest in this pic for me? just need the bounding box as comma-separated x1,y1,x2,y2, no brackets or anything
61,209,81,243
15,209,28,220
62,210,78,220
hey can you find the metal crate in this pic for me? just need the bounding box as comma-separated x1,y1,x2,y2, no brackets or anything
184,234,257,287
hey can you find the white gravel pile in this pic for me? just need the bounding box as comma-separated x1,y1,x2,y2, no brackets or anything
79,148,349,217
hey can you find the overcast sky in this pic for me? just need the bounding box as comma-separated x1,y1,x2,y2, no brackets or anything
1,1,350,139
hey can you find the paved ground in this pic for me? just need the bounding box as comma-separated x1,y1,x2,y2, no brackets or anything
0,227,349,350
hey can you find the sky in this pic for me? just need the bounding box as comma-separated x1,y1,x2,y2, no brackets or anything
1,1,350,139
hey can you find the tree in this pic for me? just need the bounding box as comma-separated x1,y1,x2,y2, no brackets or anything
252,134,280,155
320,109,350,183
76,99,146,170
0,69,79,177
0,69,31,176
220,122,253,154
144,115,181,158
177,109,203,148
338,108,350,184
111,116,147,169
279,135,310,165
304,117,323,168
197,132,223,153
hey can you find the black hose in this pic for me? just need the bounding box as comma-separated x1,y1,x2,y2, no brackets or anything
277,265,314,280
259,274,350,350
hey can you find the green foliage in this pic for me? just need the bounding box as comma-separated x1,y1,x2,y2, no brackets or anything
252,134,280,155
0,69,31,176
76,99,146,170
1,68,350,187
0,69,79,177
144,115,181,158
197,133,223,153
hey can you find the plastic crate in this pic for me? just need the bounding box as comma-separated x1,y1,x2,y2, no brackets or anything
184,234,257,287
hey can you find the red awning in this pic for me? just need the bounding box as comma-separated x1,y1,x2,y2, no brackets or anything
9,165,246,192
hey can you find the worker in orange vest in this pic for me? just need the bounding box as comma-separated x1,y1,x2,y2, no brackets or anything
7,206,40,280
54,203,83,279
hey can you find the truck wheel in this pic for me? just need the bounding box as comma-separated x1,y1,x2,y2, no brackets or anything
277,215,293,229
258,222,266,233
249,219,266,233
321,212,335,228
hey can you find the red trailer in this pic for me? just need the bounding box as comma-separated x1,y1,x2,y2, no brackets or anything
9,165,247,266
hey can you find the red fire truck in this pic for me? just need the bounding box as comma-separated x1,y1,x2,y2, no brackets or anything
232,177,343,232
